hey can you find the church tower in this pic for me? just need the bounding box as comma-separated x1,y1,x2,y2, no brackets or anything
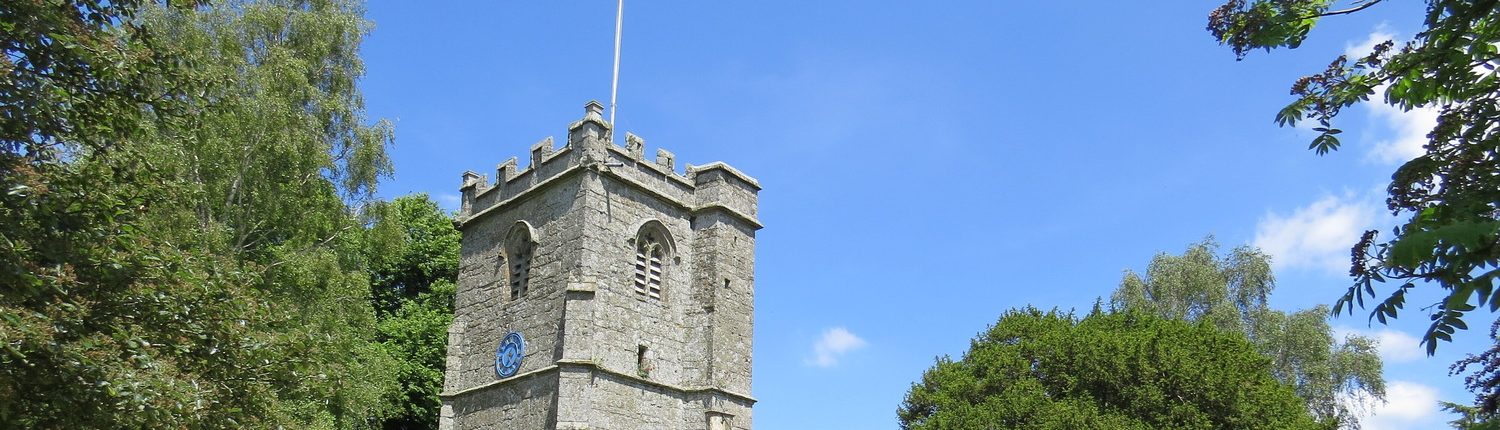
439,102,759,430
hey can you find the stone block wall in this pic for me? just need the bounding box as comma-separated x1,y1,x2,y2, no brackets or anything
440,101,760,430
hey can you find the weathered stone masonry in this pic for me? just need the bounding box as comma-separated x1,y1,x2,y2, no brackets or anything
439,101,759,430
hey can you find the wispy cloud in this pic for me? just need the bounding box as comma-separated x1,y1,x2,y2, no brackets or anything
1352,380,1442,430
807,327,867,368
1335,326,1424,363
1254,194,1379,274
435,193,462,212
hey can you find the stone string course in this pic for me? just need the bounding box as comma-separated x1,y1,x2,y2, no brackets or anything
440,101,760,430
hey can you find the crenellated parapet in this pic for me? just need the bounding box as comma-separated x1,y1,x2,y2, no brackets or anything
456,101,760,231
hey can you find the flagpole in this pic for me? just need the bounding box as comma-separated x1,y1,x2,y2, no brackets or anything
609,0,624,137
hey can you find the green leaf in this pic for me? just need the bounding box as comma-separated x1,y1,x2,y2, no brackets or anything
1309,133,1341,155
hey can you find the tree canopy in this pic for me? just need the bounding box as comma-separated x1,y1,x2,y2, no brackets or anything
1,0,400,427
0,0,189,157
1112,239,1384,428
898,308,1321,430
365,194,460,430
1208,0,1500,355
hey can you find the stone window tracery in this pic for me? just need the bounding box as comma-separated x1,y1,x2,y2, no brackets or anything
509,242,532,300
504,222,536,301
632,223,670,300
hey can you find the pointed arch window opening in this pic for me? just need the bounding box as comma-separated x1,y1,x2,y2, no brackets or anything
503,222,536,302
634,230,665,300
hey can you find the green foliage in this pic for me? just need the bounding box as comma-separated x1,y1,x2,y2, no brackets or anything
898,308,1321,430
1209,0,1336,58
0,0,195,156
0,156,270,428
1112,238,1385,428
1444,400,1500,429
0,0,399,428
366,194,459,430
1208,0,1500,355
366,194,461,317
378,280,454,430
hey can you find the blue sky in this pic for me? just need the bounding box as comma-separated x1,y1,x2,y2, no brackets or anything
359,2,1489,428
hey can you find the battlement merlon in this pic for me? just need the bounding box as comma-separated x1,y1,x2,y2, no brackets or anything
455,101,761,230
457,170,486,216
567,100,611,146
684,162,760,225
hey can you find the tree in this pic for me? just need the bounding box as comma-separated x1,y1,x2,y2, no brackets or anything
0,0,192,157
1112,238,1384,428
1,1,230,426
0,0,398,427
366,194,461,317
131,1,398,425
1452,320,1500,415
376,282,455,430
1207,0,1500,355
365,194,460,430
898,308,1321,430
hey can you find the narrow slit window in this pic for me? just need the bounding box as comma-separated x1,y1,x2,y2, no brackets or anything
636,345,650,377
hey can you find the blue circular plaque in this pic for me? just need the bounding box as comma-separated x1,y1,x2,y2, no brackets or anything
495,331,525,378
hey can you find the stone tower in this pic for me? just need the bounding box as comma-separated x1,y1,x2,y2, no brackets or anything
438,101,759,430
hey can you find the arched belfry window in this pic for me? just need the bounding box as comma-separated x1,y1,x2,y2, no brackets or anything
503,221,537,301
632,222,672,300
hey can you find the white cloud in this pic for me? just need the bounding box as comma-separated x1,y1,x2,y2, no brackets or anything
1254,194,1378,274
1346,28,1438,165
1335,326,1423,363
806,327,867,368
1352,381,1441,430
1344,27,1395,59
1364,91,1438,164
